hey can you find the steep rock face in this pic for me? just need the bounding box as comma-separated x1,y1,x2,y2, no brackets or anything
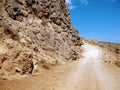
0,0,81,79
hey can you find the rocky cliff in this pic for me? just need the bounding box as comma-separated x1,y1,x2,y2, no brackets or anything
0,0,81,79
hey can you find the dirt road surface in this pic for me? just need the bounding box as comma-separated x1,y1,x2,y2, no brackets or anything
0,43,120,90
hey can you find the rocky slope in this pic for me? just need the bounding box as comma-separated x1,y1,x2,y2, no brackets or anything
83,38,120,67
0,0,81,79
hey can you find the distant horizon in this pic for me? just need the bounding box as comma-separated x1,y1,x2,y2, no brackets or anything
65,0,120,44
81,37,120,44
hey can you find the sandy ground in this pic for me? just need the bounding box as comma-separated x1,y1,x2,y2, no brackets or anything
0,43,120,90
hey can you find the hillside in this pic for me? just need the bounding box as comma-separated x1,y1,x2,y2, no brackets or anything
0,0,81,80
83,38,120,67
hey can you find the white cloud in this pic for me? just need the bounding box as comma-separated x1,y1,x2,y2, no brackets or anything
80,0,89,5
69,5,76,10
65,0,76,10
65,0,72,5
65,0,89,10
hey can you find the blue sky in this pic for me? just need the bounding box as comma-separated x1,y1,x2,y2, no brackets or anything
65,0,120,43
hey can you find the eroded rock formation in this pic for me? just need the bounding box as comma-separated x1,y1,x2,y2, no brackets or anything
0,0,81,79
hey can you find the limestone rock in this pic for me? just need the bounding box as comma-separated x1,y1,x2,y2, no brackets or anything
0,0,81,79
